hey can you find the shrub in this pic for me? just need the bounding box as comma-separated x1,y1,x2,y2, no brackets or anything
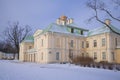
116,67,120,71
108,65,113,70
99,61,108,65
96,64,100,68
72,56,94,66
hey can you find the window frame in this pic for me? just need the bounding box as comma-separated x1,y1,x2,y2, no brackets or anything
94,52,97,60
102,52,106,60
93,40,97,47
102,38,106,47
86,41,89,48
56,52,59,60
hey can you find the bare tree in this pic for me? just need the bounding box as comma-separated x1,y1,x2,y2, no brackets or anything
112,0,120,6
86,0,120,35
4,22,31,59
0,41,5,52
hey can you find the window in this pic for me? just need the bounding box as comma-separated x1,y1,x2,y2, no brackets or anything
82,53,84,57
115,38,117,47
102,38,106,46
69,50,73,59
41,39,43,47
41,53,43,60
86,41,89,48
86,53,89,57
29,46,32,49
70,40,74,47
71,28,74,33
49,51,51,54
81,31,83,35
94,52,97,60
56,52,59,60
93,40,97,47
111,52,115,61
102,52,106,60
82,41,84,48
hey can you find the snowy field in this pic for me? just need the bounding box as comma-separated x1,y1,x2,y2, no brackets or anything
0,60,120,80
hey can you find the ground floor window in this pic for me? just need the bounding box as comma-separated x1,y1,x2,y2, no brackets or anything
86,53,89,57
41,53,43,60
82,53,84,57
111,52,115,61
102,52,106,60
56,52,59,60
94,52,97,60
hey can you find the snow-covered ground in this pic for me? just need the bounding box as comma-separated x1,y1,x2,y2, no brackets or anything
0,60,120,80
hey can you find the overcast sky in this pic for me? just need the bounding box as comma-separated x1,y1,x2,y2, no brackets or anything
0,0,119,40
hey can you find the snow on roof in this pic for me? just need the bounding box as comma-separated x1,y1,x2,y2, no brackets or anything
87,25,120,36
66,23,88,31
39,23,88,36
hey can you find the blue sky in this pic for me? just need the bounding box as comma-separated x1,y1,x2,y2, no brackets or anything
0,0,119,40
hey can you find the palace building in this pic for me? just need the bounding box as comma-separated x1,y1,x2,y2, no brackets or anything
19,16,120,64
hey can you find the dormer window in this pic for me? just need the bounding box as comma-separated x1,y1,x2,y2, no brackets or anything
81,31,83,35
71,28,74,33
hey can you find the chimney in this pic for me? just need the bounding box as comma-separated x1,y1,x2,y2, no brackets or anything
69,18,73,24
56,18,60,24
67,19,70,24
105,19,111,25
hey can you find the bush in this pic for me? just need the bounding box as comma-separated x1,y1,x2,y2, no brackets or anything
99,61,108,65
116,67,120,71
108,66,113,70
96,64,100,68
72,56,94,66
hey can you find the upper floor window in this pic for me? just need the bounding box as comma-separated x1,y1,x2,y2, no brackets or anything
41,39,43,47
56,52,59,60
86,41,89,48
70,40,74,48
102,38,106,47
102,52,106,60
115,38,117,47
82,41,84,48
93,40,97,47
29,46,32,49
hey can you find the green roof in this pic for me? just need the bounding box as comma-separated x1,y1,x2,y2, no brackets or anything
87,25,120,36
22,36,34,42
39,23,88,36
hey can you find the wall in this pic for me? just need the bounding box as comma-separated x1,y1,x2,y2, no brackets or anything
86,33,110,62
46,32,86,63
19,42,34,61
115,48,120,64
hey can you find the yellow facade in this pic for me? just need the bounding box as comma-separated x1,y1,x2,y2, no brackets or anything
19,16,120,64
115,48,120,64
